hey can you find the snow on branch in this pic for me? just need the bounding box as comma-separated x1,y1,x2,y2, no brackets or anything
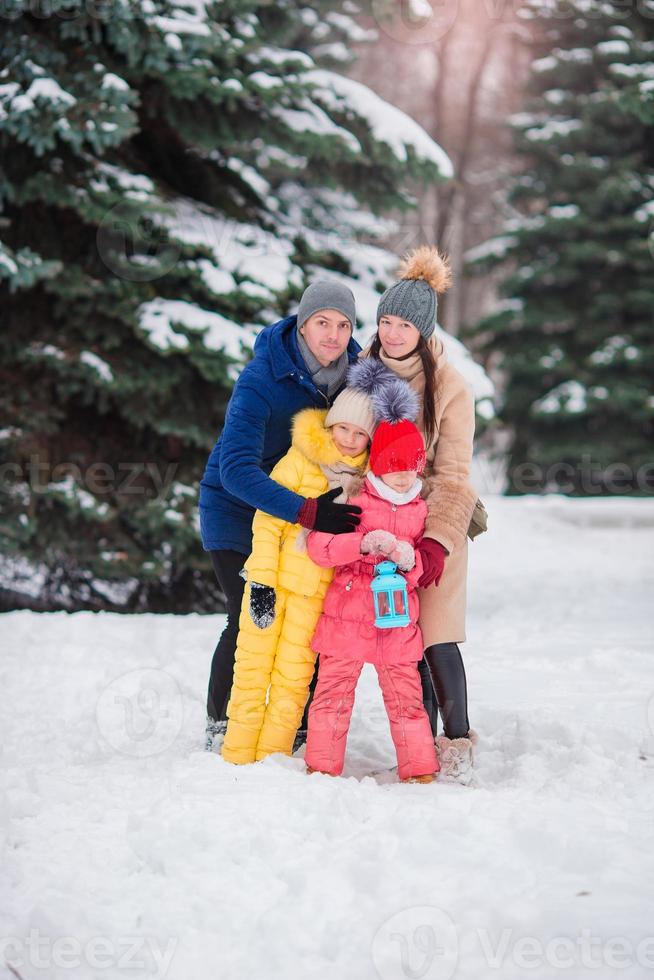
305,69,453,175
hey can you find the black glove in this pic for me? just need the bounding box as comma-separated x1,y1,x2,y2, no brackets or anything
249,582,276,629
314,486,362,534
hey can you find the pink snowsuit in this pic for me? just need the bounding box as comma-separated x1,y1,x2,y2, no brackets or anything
305,477,439,779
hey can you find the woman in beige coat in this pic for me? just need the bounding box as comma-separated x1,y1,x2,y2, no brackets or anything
363,246,478,782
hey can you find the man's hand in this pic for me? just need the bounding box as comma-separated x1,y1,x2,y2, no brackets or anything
298,487,362,534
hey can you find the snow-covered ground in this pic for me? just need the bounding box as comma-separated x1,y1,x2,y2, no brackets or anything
1,496,653,980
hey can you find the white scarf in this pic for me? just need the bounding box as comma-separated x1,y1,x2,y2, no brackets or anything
366,473,422,505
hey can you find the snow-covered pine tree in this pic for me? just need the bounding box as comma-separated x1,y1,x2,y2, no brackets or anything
0,0,452,611
465,0,654,495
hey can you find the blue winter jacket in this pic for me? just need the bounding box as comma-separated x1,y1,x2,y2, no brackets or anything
199,315,361,554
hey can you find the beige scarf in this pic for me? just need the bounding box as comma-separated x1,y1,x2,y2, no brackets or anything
320,460,366,499
375,334,445,385
295,460,366,553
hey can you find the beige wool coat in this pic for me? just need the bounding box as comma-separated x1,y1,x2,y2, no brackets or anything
365,338,478,645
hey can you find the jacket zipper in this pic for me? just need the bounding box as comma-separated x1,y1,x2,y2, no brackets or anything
291,370,329,407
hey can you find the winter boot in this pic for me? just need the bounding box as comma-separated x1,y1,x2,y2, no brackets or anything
205,717,227,753
434,730,478,785
400,773,435,784
306,765,337,777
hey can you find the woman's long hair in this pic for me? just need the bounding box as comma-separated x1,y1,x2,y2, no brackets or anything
369,332,438,447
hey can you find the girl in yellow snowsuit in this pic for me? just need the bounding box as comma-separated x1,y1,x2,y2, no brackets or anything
221,376,378,764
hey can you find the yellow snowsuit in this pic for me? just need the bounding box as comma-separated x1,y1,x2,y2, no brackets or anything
221,408,368,764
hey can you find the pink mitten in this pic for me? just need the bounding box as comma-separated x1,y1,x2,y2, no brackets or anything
360,529,397,555
389,540,416,571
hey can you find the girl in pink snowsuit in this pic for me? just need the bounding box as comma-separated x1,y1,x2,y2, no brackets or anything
305,413,439,783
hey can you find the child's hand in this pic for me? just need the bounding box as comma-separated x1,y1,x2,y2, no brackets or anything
360,529,397,556
389,540,416,571
249,582,276,629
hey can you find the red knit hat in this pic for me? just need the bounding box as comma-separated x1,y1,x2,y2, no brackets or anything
369,419,426,476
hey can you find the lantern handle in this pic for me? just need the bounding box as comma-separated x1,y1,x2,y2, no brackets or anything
374,560,398,576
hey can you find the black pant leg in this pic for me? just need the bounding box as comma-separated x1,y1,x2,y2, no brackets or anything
207,549,247,722
423,642,470,740
299,653,320,731
418,655,440,738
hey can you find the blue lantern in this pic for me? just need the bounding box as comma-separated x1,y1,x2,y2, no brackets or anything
371,561,411,629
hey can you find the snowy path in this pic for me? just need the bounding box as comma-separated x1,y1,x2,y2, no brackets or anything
1,496,653,980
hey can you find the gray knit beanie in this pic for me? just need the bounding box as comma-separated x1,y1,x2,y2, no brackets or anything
376,246,452,340
296,280,356,330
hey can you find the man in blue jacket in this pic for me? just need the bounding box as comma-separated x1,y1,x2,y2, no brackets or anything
199,281,363,749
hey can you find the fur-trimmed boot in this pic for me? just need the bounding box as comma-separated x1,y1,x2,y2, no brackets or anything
434,730,478,785
205,717,227,753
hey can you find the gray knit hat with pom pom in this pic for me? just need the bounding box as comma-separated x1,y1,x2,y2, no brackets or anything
377,246,452,339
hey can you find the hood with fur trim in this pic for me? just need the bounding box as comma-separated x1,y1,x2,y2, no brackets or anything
291,408,369,469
